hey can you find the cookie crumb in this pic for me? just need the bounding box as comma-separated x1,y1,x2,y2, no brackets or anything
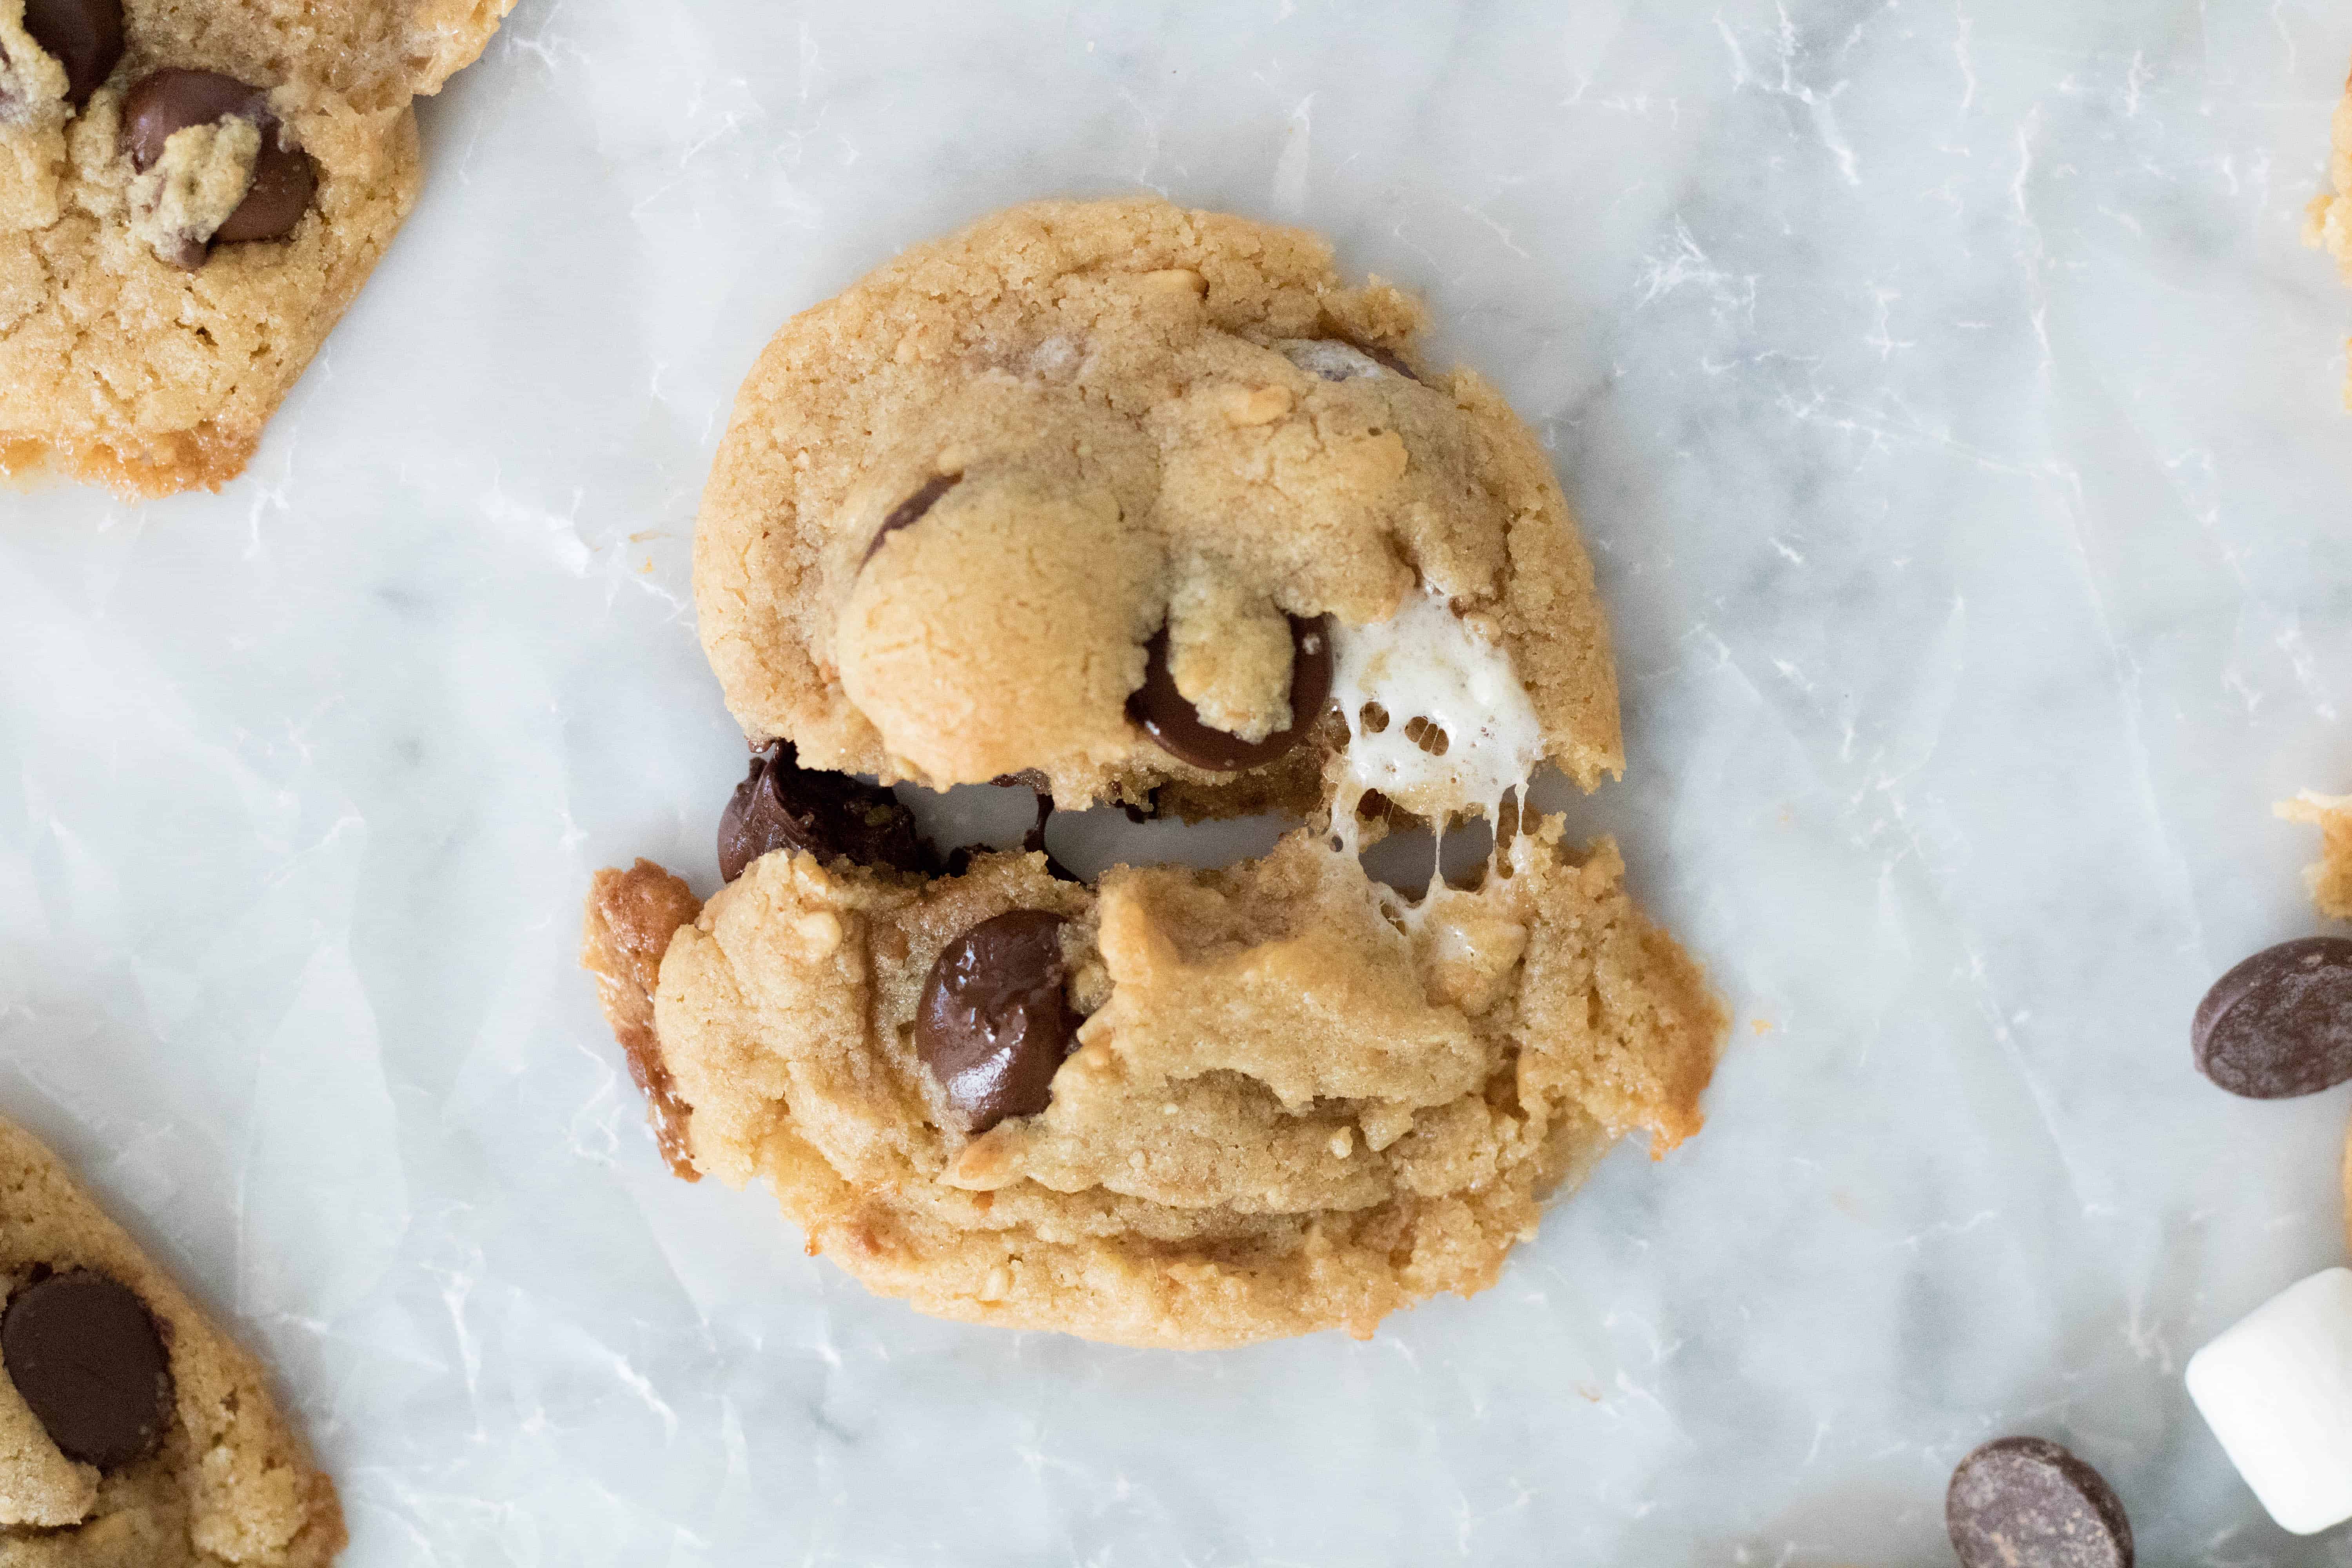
2277,791,2352,919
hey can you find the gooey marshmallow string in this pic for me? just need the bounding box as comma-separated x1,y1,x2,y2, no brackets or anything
1325,588,1546,927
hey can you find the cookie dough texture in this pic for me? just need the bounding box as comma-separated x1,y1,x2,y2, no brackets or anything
0,0,511,495
697,196,1622,809
0,1117,343,1565
2309,64,2352,405
585,822,1723,1350
2280,790,2352,920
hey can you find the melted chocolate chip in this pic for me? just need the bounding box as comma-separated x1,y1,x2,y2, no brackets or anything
718,739,926,881
916,910,1078,1132
122,69,314,259
1947,1437,2132,1568
1021,791,1081,884
22,0,122,108
1128,613,1333,772
2192,936,2352,1098
858,472,961,567
2,1270,171,1471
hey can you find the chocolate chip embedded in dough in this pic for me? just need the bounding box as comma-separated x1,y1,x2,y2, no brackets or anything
2192,936,2352,1099
21,0,122,108
717,739,926,882
1946,1436,2133,1568
212,127,314,243
858,472,962,567
1,1270,172,1471
1128,613,1333,772
916,909,1079,1133
122,68,315,254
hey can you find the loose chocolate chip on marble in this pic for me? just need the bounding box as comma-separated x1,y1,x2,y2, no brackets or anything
1947,1437,2133,1568
122,68,315,252
2192,936,2352,1099
1,1270,172,1471
858,472,962,567
22,0,123,108
718,739,926,881
915,909,1079,1133
1128,613,1334,772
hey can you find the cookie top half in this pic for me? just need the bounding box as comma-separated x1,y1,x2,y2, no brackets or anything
696,197,1623,813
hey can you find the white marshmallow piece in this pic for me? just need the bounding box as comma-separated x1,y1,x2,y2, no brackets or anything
2186,1266,2352,1535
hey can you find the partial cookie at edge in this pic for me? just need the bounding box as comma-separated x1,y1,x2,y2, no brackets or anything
584,820,1724,1349
0,1116,343,1565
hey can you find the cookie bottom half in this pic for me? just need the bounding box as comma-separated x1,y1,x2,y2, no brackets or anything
584,815,1724,1349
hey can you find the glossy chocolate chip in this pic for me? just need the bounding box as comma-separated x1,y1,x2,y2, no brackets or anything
122,69,314,253
1947,1437,2132,1568
2,1270,171,1471
22,0,122,108
916,909,1078,1132
718,739,926,882
858,472,961,567
1128,613,1333,772
2192,936,2352,1099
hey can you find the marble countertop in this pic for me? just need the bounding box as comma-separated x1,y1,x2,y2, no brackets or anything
6,0,2352,1562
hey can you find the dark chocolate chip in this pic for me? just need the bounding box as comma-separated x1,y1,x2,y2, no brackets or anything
211,130,314,244
1128,613,1333,772
121,69,313,261
2192,936,2352,1098
1947,1437,2132,1568
21,0,122,108
916,909,1078,1133
717,739,926,882
2,1270,172,1471
123,68,263,167
859,472,961,567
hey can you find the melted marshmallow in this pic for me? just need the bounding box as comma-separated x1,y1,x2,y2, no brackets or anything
1332,591,1543,829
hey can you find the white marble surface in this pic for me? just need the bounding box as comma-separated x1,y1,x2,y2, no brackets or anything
4,0,2352,1562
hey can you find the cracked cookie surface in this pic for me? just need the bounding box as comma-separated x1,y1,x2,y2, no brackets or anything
0,0,509,495
696,196,1622,811
0,1116,343,1565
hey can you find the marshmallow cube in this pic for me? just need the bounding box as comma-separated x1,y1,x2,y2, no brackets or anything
2187,1267,2352,1535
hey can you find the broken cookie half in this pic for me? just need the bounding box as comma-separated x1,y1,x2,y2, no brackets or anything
0,0,512,495
0,1115,344,1565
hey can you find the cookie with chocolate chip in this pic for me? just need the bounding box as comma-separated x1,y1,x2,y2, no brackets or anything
583,199,1727,1348
584,819,1721,1348
0,0,511,495
0,1115,343,1564
696,196,1622,813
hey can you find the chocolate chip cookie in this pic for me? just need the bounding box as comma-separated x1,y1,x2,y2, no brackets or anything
695,196,1621,814
586,820,1719,1349
586,198,1728,1348
0,1115,343,1564
0,0,510,495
